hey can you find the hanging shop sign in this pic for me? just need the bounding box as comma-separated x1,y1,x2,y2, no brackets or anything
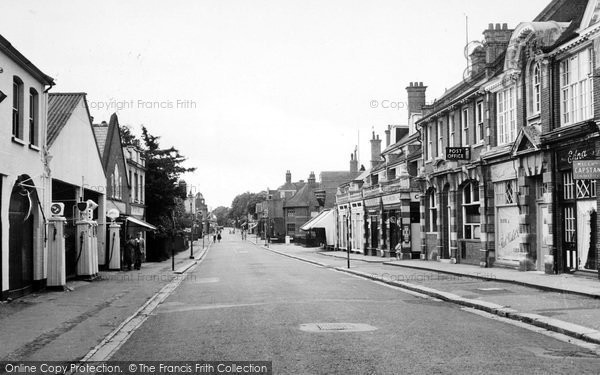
446,147,471,161
573,160,600,180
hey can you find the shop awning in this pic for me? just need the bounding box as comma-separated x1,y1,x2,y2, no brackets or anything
125,216,157,231
301,209,336,246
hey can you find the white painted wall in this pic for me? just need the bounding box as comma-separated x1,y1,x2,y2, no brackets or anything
0,51,50,292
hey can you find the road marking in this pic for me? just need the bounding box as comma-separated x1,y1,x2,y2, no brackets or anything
461,307,600,357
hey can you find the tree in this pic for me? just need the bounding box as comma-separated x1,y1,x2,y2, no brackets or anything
227,191,266,222
120,124,142,148
142,126,196,234
212,206,230,226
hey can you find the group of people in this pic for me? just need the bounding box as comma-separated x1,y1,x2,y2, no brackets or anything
124,232,145,271
212,230,222,243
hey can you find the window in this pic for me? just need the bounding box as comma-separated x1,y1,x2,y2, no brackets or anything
12,77,23,139
462,181,480,239
448,114,455,147
461,108,469,146
563,171,597,199
427,189,437,232
497,86,517,145
387,168,396,180
560,47,594,126
287,223,295,235
475,101,484,143
29,89,39,146
113,164,121,199
437,120,443,157
287,209,295,217
532,64,541,114
140,175,144,203
134,173,138,202
495,179,517,205
426,124,432,160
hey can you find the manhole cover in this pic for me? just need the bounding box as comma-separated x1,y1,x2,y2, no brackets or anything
299,323,377,333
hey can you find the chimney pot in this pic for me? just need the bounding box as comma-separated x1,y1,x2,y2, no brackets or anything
488,23,493,29
410,82,414,87
503,23,508,30
495,23,501,30
419,81,423,86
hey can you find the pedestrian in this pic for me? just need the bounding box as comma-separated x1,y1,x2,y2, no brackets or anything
213,232,217,243
124,235,135,271
217,232,222,243
134,232,144,270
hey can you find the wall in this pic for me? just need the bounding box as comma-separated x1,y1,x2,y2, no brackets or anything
0,52,50,294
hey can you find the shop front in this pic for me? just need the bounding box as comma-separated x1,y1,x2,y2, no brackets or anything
364,197,382,256
556,141,599,273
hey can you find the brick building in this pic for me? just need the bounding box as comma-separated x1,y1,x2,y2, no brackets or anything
416,0,600,279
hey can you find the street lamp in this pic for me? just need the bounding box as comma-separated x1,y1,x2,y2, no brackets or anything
189,199,194,259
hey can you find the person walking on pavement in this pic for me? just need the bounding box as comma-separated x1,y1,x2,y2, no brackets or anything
124,235,135,271
217,232,222,243
213,232,217,243
133,232,143,270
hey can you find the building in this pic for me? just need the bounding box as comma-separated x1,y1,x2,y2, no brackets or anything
0,34,54,299
261,171,305,241
48,93,107,275
415,0,600,279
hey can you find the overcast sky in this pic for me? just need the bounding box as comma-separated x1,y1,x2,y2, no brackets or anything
2,0,549,208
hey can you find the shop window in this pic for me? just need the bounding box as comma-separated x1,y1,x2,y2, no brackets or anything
495,179,517,205
560,47,594,126
564,206,576,242
463,181,480,239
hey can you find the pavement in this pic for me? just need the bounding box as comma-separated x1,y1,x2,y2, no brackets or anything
0,239,211,361
255,241,600,346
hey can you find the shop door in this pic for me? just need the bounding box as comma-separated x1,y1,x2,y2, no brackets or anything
370,216,379,249
8,185,34,294
563,204,577,271
65,221,78,277
536,204,549,271
442,187,450,259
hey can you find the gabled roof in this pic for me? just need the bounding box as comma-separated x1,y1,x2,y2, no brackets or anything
0,34,54,85
511,125,542,155
320,171,362,208
285,183,320,208
48,93,89,147
92,123,109,158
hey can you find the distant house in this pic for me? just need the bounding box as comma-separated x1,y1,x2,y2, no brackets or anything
0,34,54,299
48,93,107,275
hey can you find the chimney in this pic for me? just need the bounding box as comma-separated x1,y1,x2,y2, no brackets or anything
405,82,427,120
469,46,486,78
370,131,382,169
385,125,391,147
350,152,358,173
308,171,316,185
483,23,513,66
286,170,291,184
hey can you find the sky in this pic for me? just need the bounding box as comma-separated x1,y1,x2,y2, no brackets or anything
1,0,550,208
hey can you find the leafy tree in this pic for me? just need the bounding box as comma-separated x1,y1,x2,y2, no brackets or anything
212,206,230,226
119,124,142,148
227,191,266,222
142,126,195,234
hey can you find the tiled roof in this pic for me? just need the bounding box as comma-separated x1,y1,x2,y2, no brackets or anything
47,93,85,147
320,171,361,208
92,123,109,158
285,183,320,208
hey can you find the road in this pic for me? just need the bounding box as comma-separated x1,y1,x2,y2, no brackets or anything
110,232,600,374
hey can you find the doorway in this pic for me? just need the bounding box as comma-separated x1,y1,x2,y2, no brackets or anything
8,178,34,296
442,185,450,259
